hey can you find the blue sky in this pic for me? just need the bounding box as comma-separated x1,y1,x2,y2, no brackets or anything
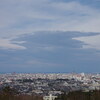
0,0,100,73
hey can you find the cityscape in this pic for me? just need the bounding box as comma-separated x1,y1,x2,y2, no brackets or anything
0,0,100,100
0,73,100,95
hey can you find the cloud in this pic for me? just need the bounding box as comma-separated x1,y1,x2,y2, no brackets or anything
73,34,100,50
0,0,100,50
0,0,100,38
0,31,100,73
0,38,26,50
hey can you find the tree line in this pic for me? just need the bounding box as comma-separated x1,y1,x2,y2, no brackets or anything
0,86,100,100
0,86,43,100
55,90,100,100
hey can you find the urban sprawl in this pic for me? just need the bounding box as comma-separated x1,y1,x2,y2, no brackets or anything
0,73,100,96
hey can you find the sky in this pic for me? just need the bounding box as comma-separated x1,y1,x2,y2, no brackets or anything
0,0,100,73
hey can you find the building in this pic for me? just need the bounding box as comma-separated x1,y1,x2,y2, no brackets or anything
43,94,57,100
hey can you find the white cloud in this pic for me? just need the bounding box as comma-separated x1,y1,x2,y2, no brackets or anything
51,1,96,14
0,38,26,50
73,35,100,50
0,0,100,50
0,0,100,36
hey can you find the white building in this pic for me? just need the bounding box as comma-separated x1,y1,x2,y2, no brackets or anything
43,94,57,100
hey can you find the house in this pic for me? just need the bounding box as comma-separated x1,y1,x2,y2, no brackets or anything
43,94,57,100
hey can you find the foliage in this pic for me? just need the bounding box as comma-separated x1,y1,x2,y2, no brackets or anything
55,90,100,100
0,86,43,100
